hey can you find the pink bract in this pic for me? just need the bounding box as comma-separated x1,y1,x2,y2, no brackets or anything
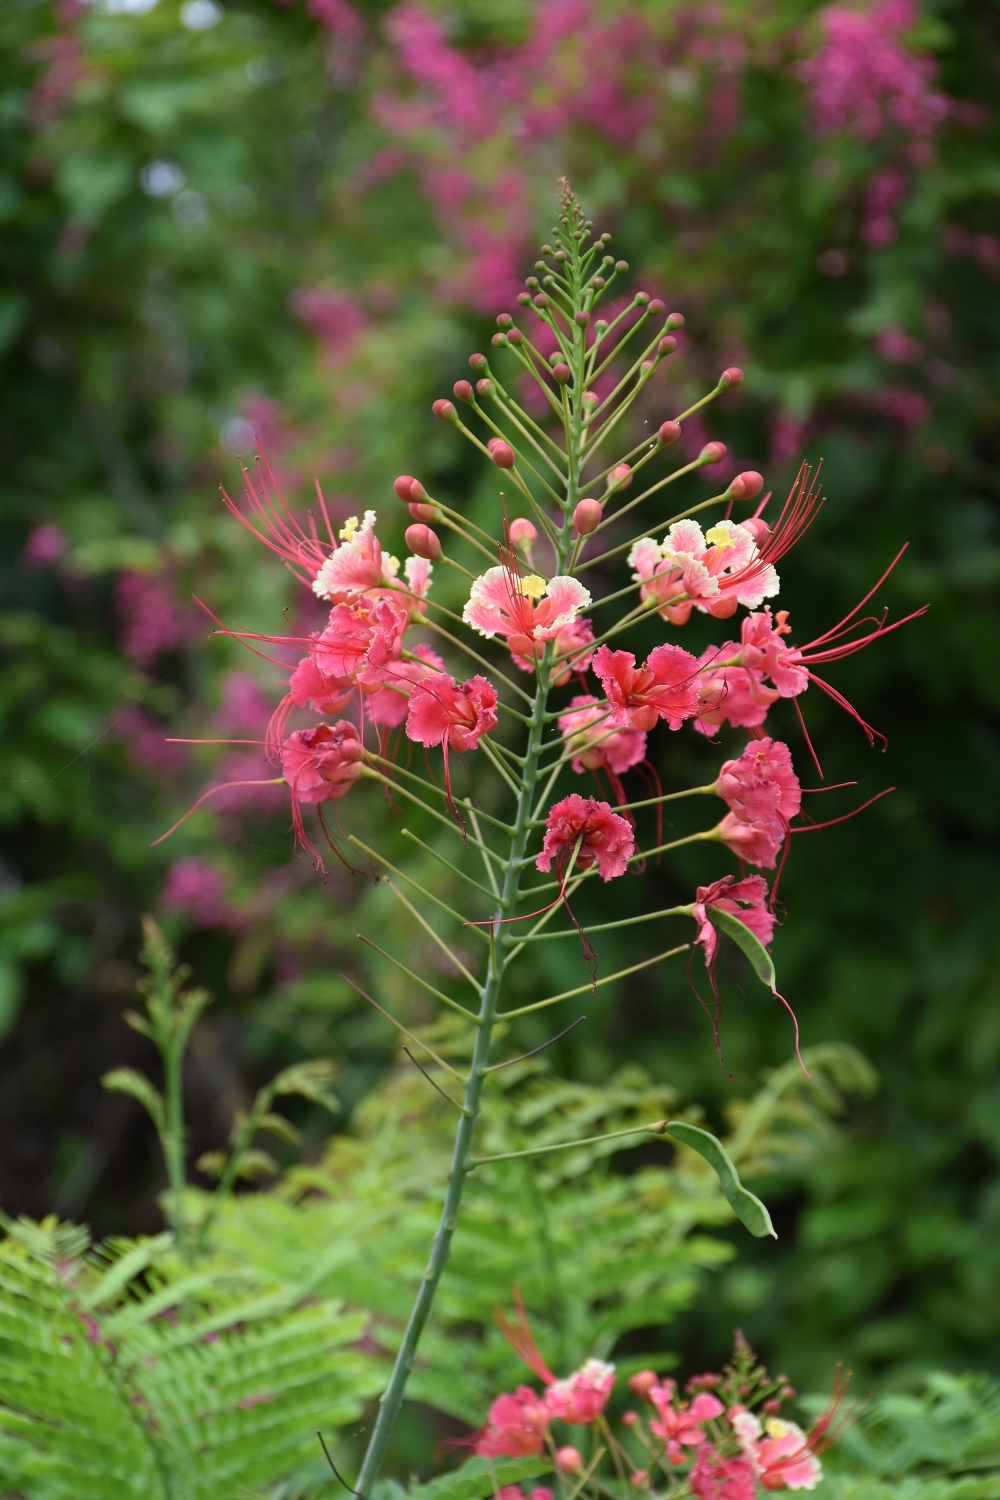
536,794,634,881
593,643,700,733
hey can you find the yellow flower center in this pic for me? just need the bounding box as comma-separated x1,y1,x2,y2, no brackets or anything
705,523,735,551
518,574,547,599
340,516,359,542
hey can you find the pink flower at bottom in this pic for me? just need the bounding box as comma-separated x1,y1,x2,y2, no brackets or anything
690,1445,757,1500
693,874,775,969
474,1386,549,1458
717,812,785,869
280,722,365,805
536,794,634,882
716,738,801,825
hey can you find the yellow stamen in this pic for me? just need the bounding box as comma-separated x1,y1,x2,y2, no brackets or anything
518,574,547,600
340,516,359,542
705,523,735,550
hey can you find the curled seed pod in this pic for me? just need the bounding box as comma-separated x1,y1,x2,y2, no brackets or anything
635,291,650,306
432,399,456,421
509,517,537,552
649,298,665,314
606,463,633,492
720,366,744,388
408,502,436,522
700,441,727,464
487,437,516,469
476,378,494,396
552,362,571,383
491,332,508,348
404,524,442,560
659,335,677,356
453,379,473,402
728,470,764,501
658,420,682,445
469,352,488,372
665,312,685,329
573,498,603,534
496,313,513,329
533,292,550,308
575,311,590,326
394,474,418,502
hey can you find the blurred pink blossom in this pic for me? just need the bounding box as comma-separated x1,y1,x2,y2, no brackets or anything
874,323,924,363
162,858,236,929
20,524,67,570
291,288,369,365
216,672,272,734
116,572,194,669
877,386,930,425
111,707,186,776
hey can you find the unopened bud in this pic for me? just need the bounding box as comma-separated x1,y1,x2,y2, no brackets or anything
408,478,428,501
640,360,654,376
509,517,537,553
764,1399,783,1415
658,335,677,357
340,736,365,764
517,292,532,306
533,293,550,308
487,437,516,469
408,502,436,522
469,352,488,372
635,291,650,306
606,463,633,492
720,366,744,388
630,1472,649,1489
622,1411,640,1428
557,1448,584,1476
552,362,571,384
525,277,539,290
394,475,418,502
629,1371,658,1398
496,313,513,329
573,498,603,534
591,275,606,289
582,391,599,408
649,299,664,315
404,524,442,560
453,379,473,402
491,332,508,348
658,420,681,446
728,470,764,501
781,1386,796,1400
699,441,726,464
432,399,456,421
507,328,523,345
665,312,685,330
615,259,629,272
575,311,590,326
476,378,495,396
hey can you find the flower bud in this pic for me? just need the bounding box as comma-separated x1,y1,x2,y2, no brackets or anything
487,437,516,469
557,1448,584,1476
615,260,629,272
591,275,605,289
699,442,726,464
635,291,650,306
582,391,599,409
507,328,524,345
629,1472,649,1489
658,420,681,446
453,379,473,402
629,1371,658,1399
658,335,677,357
728,470,764,501
404,524,442,560
476,378,495,396
574,310,590,326
432,399,456,421
640,360,654,376
552,362,571,384
339,735,365,764
606,463,633,492
469,352,488,372
394,475,418,502
533,292,550,308
408,502,436,522
517,292,532,306
764,1399,783,1415
720,366,743,388
496,313,513,329
408,478,429,501
573,498,602,534
621,1410,640,1428
491,332,507,347
509,517,537,552
649,298,664,314
525,277,539,290
666,312,685,330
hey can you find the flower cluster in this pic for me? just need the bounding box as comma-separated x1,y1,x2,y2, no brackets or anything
474,1317,847,1500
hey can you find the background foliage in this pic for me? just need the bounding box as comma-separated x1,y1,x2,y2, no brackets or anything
1,0,999,1482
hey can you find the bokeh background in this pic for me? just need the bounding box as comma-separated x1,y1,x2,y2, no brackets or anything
2,0,999,1425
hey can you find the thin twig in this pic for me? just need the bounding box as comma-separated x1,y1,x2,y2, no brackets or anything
317,1433,362,1495
340,974,464,1079
402,1047,467,1112
483,1015,586,1071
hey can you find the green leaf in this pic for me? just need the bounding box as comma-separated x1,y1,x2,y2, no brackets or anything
712,909,777,992
408,1455,552,1500
101,1068,165,1133
271,1059,340,1112
665,1121,777,1239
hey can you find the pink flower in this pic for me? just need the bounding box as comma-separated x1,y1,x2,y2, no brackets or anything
693,874,776,969
733,1413,823,1492
280,721,365,806
289,656,355,716
717,813,785,869
558,695,646,776
649,1384,723,1452
312,511,390,602
545,1359,616,1425
116,571,192,668
514,614,595,685
463,565,591,664
474,1386,549,1458
405,672,498,751
314,596,409,693
536,794,634,882
20,524,67,570
593,643,700,733
162,858,234,929
716,738,801,826
628,518,779,625
366,644,447,728
694,609,808,737
689,1445,757,1500
222,453,335,589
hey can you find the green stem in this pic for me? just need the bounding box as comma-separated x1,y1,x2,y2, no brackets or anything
162,1038,189,1260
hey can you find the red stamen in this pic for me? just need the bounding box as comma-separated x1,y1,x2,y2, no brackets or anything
151,778,285,846
791,786,894,833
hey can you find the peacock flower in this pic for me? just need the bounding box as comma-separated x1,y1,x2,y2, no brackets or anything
545,1359,617,1425
536,794,634,882
365,644,447,728
732,1412,823,1492
716,738,801,826
474,1387,550,1459
558,695,646,776
593,643,700,733
650,1387,724,1462
514,614,595,684
463,565,591,663
314,595,409,694
629,519,779,626
689,1445,757,1500
405,673,498,752
693,874,776,969
312,511,386,601
280,721,365,855
716,812,786,869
